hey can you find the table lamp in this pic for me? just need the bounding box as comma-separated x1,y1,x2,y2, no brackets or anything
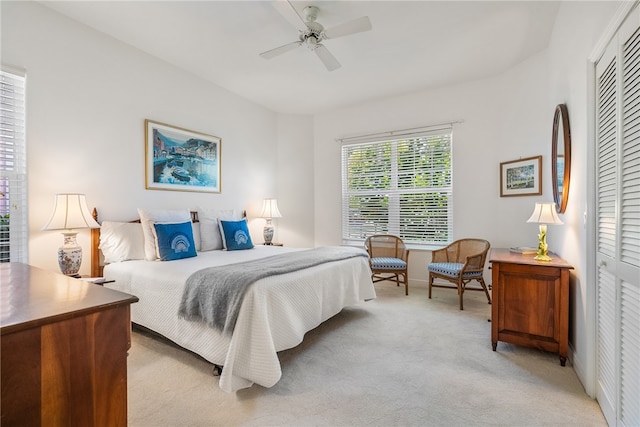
260,198,282,245
526,202,563,261
41,193,100,277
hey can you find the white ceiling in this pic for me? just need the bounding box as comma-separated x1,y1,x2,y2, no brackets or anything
41,1,560,115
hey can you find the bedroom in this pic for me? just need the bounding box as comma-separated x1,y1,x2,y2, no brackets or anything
1,0,638,426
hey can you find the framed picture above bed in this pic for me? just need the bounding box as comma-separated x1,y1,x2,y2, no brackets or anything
499,155,542,197
145,119,221,193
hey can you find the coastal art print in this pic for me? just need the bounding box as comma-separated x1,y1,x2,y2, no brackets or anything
499,155,542,197
145,120,221,193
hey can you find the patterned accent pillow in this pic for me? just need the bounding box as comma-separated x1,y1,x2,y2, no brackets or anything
138,208,191,260
152,221,197,261
218,218,254,251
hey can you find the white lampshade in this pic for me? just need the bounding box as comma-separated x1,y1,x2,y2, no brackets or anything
41,194,100,231
41,194,99,277
260,198,282,219
526,202,563,225
526,202,562,262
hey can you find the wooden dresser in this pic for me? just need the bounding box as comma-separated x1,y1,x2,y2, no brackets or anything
489,249,574,366
0,263,138,426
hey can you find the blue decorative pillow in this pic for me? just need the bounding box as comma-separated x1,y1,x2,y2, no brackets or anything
152,221,197,261
219,219,254,251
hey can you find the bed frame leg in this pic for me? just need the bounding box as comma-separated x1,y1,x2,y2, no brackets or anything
213,365,223,376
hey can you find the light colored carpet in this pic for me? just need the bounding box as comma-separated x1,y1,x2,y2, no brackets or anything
126,282,606,427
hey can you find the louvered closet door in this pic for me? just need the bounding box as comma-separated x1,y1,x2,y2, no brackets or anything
595,6,640,427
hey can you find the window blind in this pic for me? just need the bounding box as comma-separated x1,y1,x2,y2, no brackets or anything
341,131,453,246
0,69,27,263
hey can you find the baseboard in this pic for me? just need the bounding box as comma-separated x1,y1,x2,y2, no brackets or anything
569,342,596,398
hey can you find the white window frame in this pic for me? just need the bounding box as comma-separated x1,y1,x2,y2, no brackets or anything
1,67,28,263
341,127,453,248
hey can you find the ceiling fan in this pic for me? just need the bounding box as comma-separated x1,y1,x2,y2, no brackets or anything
259,1,372,71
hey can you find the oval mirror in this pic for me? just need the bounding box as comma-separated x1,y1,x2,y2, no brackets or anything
552,104,571,213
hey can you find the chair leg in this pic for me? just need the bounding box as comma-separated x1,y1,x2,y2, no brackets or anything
479,278,492,304
428,273,433,299
402,273,408,296
458,277,464,310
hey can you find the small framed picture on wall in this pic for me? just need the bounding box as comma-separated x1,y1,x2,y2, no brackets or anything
500,155,542,197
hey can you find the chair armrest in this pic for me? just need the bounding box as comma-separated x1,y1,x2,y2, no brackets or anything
462,253,484,271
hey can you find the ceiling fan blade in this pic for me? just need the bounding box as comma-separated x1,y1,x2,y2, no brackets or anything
315,45,341,71
324,16,372,39
260,41,302,59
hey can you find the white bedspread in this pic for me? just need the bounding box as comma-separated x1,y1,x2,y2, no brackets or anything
103,245,376,392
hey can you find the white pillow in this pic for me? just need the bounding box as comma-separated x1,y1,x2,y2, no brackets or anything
197,208,242,251
98,221,145,263
138,208,191,260
192,222,201,252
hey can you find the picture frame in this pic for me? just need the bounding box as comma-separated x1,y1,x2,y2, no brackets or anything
145,120,221,193
500,155,542,197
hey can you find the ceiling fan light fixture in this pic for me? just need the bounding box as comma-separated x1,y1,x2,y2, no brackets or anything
305,35,319,50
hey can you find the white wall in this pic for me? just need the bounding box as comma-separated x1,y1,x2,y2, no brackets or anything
546,0,624,396
1,1,292,275
276,114,315,248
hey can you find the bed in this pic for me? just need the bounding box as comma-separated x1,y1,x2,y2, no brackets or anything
90,208,376,393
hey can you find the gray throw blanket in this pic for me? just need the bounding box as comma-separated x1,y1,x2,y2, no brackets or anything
178,246,368,336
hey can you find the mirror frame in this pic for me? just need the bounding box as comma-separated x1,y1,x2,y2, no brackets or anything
552,103,571,213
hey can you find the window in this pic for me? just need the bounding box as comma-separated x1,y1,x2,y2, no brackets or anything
0,68,27,263
341,128,453,246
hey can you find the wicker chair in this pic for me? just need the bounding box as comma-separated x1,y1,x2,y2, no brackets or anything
428,238,491,310
364,234,410,295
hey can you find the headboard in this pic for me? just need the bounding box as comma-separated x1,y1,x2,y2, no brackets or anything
90,208,200,278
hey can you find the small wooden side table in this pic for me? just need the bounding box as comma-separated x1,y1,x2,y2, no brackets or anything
489,248,574,366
